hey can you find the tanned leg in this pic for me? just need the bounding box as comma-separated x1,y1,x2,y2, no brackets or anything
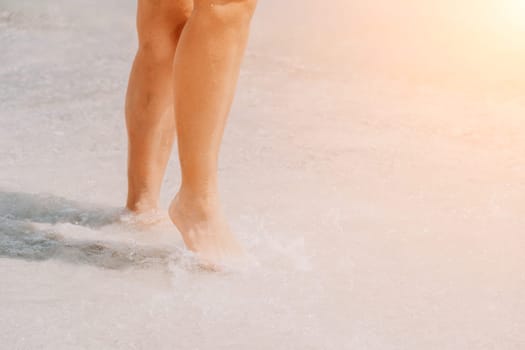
169,0,257,263
125,0,192,213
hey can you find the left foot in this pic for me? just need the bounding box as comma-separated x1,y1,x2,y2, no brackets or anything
168,189,244,268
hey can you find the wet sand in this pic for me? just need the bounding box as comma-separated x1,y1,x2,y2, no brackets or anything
1,1,524,349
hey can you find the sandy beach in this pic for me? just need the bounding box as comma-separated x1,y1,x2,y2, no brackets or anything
1,0,524,349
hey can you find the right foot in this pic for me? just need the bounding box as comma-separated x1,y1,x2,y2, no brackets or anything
121,207,167,230
168,190,244,268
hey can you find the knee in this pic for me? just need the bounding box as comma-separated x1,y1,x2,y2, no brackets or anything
137,34,177,64
195,0,257,25
136,0,193,62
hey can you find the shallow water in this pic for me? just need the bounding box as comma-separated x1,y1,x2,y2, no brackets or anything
1,1,524,349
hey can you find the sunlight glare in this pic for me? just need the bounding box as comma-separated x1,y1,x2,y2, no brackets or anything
504,0,525,31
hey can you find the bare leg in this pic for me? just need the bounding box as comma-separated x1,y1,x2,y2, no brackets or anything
169,0,257,262
126,0,192,213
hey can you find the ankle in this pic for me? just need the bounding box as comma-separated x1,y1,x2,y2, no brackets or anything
178,184,219,202
172,187,221,215
126,193,158,213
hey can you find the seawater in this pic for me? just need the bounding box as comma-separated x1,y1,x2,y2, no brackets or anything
1,1,524,349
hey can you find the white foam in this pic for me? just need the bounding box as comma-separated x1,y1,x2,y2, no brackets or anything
1,0,524,349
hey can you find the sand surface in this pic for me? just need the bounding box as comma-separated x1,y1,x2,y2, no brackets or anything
1,1,524,349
